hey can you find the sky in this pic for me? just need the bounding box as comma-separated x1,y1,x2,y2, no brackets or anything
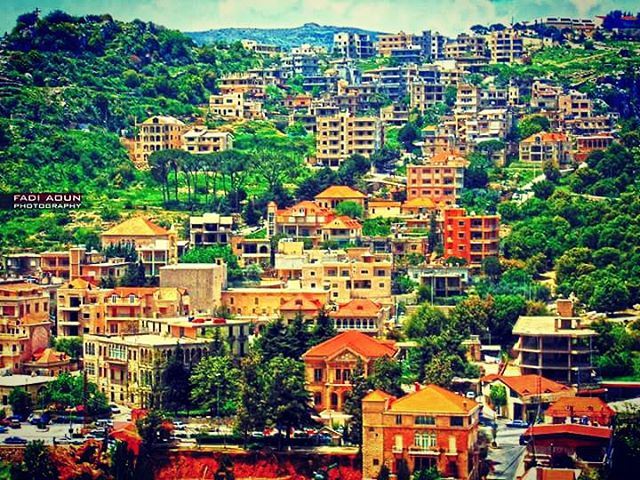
2,0,638,36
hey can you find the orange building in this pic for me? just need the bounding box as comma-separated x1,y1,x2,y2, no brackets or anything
101,217,178,277
544,396,615,426
362,384,481,480
0,282,52,372
302,331,397,413
406,151,468,204
57,278,109,337
23,348,72,376
314,185,366,210
267,201,335,244
519,132,572,166
104,287,189,335
321,216,362,244
443,208,499,267
221,287,329,321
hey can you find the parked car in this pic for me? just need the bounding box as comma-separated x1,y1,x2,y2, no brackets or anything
172,421,186,430
506,419,529,428
109,404,121,414
4,436,27,445
0,426,8,434
479,416,497,427
96,419,113,428
465,391,476,399
9,419,21,429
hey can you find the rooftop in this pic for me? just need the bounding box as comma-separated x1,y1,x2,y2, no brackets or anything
388,384,479,414
0,375,56,387
523,423,612,440
302,331,396,360
487,375,572,397
102,217,169,237
330,298,381,318
545,396,615,418
315,185,366,199
512,316,596,337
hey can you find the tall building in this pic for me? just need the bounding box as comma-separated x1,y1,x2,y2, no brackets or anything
0,282,52,372
444,34,487,60
488,30,524,64
316,111,383,168
57,278,110,337
443,208,499,267
209,92,264,120
377,31,415,56
133,116,185,166
362,384,481,480
189,213,235,247
513,304,597,385
406,151,468,205
409,80,445,113
333,32,374,58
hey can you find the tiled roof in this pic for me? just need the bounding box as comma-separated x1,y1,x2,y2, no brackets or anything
102,217,169,237
302,331,396,360
428,150,468,166
524,424,612,440
280,295,324,311
330,299,381,318
363,389,395,402
389,384,478,414
545,397,615,418
368,200,401,207
522,131,568,143
277,201,334,217
402,197,437,209
141,115,184,126
33,348,68,364
0,283,42,293
322,216,362,230
315,185,366,199
494,375,572,397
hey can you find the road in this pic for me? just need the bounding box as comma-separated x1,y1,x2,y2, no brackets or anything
485,419,526,480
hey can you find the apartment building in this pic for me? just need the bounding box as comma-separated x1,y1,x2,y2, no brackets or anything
267,201,335,244
57,278,110,337
0,282,52,372
221,286,328,321
159,263,227,313
558,91,593,119
189,213,235,247
321,216,362,244
84,333,210,408
3,253,40,279
406,151,468,205
513,305,597,385
377,31,415,56
443,208,500,267
209,92,264,120
316,111,383,168
410,80,445,113
407,265,470,298
182,127,233,154
488,30,524,63
103,287,189,335
444,34,487,59
367,200,402,219
218,73,266,97
362,384,480,480
430,32,449,60
333,32,375,58
531,82,563,110
230,235,271,268
380,104,409,127
101,217,178,277
133,115,185,166
519,132,573,165
302,331,397,413
240,39,281,56
574,133,615,161
300,248,392,303
329,299,388,335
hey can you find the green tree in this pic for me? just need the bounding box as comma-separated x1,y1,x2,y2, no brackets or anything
517,115,550,140
236,353,266,444
263,356,312,448
423,353,456,388
161,345,191,414
404,304,448,339
370,356,403,397
489,384,507,415
588,274,630,313
398,122,420,151
343,360,368,447
9,387,33,417
12,440,58,480
337,154,371,186
310,308,336,346
287,312,312,359
482,257,501,282
335,200,364,219
110,440,137,480
189,355,240,417
52,336,83,359
610,407,640,478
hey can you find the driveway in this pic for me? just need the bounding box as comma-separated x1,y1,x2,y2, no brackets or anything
485,419,526,480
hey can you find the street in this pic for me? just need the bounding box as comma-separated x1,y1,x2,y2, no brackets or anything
485,419,526,480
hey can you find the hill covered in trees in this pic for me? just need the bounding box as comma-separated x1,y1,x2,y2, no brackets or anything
186,22,385,49
0,10,261,250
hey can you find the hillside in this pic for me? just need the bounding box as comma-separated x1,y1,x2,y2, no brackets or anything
186,22,386,49
0,10,262,251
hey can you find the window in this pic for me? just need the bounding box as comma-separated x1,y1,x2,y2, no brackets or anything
415,415,436,425
395,415,402,425
450,416,464,427
314,368,323,382
415,432,436,449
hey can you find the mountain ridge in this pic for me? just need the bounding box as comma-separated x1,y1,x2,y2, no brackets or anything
186,22,387,49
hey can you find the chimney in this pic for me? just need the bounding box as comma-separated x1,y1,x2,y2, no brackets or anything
414,382,421,392
556,299,574,318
